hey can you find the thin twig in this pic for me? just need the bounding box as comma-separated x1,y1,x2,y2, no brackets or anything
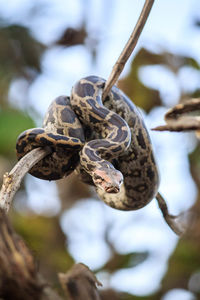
0,147,51,212
102,0,155,100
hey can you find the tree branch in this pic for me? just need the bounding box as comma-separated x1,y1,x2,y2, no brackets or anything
58,263,102,300
102,0,155,100
0,147,51,212
0,209,63,300
156,192,190,236
152,98,200,134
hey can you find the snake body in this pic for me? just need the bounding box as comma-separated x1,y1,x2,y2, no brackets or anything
16,96,85,180
16,76,159,211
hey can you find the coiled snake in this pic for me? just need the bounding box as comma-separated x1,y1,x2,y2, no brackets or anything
16,76,183,234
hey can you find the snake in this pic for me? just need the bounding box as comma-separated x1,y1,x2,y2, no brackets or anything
16,75,185,234
16,96,85,180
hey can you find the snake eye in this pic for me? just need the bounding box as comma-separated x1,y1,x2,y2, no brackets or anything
94,174,103,181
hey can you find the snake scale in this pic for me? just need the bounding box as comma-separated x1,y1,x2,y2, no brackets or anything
16,75,183,234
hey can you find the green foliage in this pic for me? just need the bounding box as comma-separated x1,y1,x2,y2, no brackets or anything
99,251,148,273
0,109,35,157
119,48,162,112
0,24,44,104
119,48,200,112
12,213,74,277
0,24,43,75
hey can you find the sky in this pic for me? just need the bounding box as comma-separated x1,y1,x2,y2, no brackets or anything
0,0,199,298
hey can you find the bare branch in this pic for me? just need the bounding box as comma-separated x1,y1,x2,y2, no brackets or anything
59,263,102,300
156,192,189,236
152,98,200,134
0,147,51,213
152,120,200,132
102,0,155,100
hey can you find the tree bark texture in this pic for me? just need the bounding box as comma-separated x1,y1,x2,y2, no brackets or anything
0,209,62,300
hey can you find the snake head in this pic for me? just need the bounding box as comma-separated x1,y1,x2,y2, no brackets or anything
92,168,123,193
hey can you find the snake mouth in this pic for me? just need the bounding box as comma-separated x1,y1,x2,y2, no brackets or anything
105,186,120,193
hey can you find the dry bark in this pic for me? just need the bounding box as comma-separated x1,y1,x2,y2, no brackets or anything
0,209,63,300
59,263,102,300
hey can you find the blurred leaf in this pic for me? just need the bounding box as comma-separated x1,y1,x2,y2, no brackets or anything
191,88,200,98
119,48,200,112
0,24,44,75
99,251,148,273
0,24,45,105
119,48,162,112
12,213,74,284
158,228,200,296
146,146,200,298
183,57,200,70
54,24,98,64
189,145,200,187
55,26,87,47
194,19,200,27
0,108,35,157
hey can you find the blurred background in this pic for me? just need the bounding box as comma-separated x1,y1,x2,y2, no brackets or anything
0,0,200,299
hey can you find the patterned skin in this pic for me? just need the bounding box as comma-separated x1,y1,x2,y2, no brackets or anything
71,76,159,210
16,96,85,180
16,76,159,211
